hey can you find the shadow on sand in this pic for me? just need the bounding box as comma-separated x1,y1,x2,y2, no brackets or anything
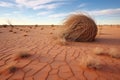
64,37,120,47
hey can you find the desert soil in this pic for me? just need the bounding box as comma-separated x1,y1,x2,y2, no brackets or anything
0,25,120,80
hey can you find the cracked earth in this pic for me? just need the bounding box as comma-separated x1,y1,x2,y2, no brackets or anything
0,25,120,80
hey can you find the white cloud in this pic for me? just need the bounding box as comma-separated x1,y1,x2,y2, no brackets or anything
4,13,11,16
48,11,84,18
48,13,68,18
84,8,120,16
78,3,87,8
33,3,64,10
15,0,66,10
13,11,21,14
48,8,120,19
0,1,14,7
37,11,51,16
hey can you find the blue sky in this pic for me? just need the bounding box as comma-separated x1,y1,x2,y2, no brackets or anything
0,0,120,25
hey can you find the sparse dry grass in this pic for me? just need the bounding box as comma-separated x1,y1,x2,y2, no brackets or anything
51,24,54,27
20,29,23,31
8,65,18,73
3,25,7,28
80,55,102,69
29,27,32,29
52,27,68,46
25,31,29,33
23,34,28,36
86,61,102,69
41,27,44,30
9,30,13,32
35,25,38,27
93,47,120,59
50,32,53,34
56,37,68,46
15,27,19,29
0,64,19,74
13,32,17,34
108,48,120,58
93,47,106,55
14,51,31,60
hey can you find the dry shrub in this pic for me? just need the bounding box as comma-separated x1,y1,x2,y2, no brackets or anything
53,28,55,30
16,27,19,29
23,34,28,36
3,25,7,28
80,55,102,69
20,29,23,31
51,24,54,27
56,38,68,46
41,27,44,30
13,32,17,34
14,50,31,60
93,47,106,55
52,27,68,45
108,48,120,59
26,31,29,33
35,25,38,27
7,65,18,73
29,27,32,29
60,14,97,42
93,47,120,59
50,32,53,34
0,64,19,74
9,30,13,32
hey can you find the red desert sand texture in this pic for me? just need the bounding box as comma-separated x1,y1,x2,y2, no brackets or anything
0,25,120,80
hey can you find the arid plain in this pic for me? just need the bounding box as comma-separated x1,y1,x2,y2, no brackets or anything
0,25,120,80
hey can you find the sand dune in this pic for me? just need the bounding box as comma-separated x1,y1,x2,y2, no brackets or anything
0,25,120,80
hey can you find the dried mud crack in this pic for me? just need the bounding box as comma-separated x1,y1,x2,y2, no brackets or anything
0,26,120,80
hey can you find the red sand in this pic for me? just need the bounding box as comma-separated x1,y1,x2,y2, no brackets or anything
0,25,120,80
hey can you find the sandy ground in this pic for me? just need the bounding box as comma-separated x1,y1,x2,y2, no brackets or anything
0,25,120,80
